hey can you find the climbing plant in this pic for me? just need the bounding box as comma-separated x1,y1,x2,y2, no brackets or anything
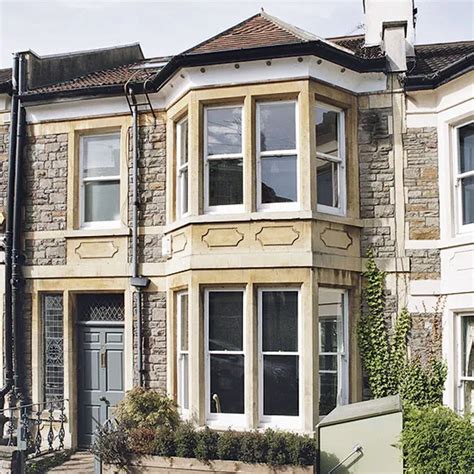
357,249,447,407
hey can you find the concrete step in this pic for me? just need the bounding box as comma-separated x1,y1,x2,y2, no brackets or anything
48,451,95,473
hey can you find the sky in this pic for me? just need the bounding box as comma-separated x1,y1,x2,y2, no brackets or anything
0,0,473,68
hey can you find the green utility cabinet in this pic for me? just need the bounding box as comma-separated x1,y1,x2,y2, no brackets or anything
318,395,403,473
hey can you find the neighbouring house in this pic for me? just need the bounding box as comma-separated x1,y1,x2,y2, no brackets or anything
0,0,472,451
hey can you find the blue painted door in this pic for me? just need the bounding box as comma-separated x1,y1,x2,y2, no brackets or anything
77,325,124,447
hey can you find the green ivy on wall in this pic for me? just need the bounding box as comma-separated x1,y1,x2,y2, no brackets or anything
358,249,447,407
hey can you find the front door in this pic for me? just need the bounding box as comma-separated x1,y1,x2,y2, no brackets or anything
77,294,125,448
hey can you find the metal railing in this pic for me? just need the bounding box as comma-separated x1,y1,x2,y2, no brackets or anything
1,399,68,459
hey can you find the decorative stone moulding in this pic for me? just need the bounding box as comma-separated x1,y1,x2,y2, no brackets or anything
449,249,474,271
172,232,187,253
201,227,244,248
255,225,300,246
320,228,353,250
74,241,119,259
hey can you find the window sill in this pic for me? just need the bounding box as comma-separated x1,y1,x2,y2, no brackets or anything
64,227,131,239
165,211,363,234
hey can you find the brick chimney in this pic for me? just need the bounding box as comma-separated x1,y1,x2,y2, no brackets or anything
363,0,416,72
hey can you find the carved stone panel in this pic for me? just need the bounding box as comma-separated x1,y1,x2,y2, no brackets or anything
74,241,119,259
202,228,244,248
172,232,187,254
255,226,300,246
320,228,353,250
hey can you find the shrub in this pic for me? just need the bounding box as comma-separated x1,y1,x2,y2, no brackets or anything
239,431,268,464
115,386,180,430
91,424,131,467
265,430,291,466
175,422,198,458
286,433,317,466
194,426,219,461
155,427,176,457
217,429,241,461
400,406,474,473
128,426,158,455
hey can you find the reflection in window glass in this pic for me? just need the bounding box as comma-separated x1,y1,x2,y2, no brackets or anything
177,118,189,217
206,290,244,416
319,288,347,417
458,124,474,225
81,133,121,225
257,102,298,208
261,156,297,203
209,159,243,206
177,292,189,411
259,102,296,152
315,105,344,212
260,289,299,418
205,107,243,209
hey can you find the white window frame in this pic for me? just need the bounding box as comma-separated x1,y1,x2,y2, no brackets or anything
453,121,474,234
204,105,244,214
315,103,346,216
176,117,189,219
256,100,299,212
318,288,349,418
456,313,474,414
258,287,302,429
176,291,189,417
204,288,246,427
79,132,121,229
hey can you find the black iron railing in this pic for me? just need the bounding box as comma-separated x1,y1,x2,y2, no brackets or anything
1,399,67,458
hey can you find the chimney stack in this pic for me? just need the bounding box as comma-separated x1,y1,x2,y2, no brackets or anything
363,0,416,72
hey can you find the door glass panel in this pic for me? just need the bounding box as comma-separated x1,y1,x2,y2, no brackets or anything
263,355,299,416
262,291,298,352
210,354,244,414
259,102,296,152
208,291,243,351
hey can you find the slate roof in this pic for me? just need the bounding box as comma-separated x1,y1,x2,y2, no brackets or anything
0,12,472,96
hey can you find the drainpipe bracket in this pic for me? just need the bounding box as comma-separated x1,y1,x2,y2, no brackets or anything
131,277,150,288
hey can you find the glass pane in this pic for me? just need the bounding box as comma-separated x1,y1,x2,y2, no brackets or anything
209,291,243,351
179,294,188,351
462,176,474,225
320,355,337,371
319,372,337,416
262,291,298,352
317,158,338,207
263,355,299,416
209,159,243,206
179,354,189,410
82,134,120,178
84,180,120,222
320,318,337,353
180,169,189,215
316,107,339,157
261,156,297,203
178,119,189,165
259,102,296,152
459,123,474,173
463,381,474,415
207,107,242,155
210,355,244,414
462,316,474,378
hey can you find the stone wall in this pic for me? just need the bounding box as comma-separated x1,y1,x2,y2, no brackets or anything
24,132,68,232
141,291,167,391
403,127,439,240
409,311,443,363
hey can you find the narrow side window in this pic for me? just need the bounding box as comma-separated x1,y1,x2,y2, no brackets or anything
177,291,189,414
176,118,189,218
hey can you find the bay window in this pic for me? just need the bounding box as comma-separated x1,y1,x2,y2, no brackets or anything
456,123,474,228
176,117,189,217
177,291,189,415
80,132,121,227
205,289,245,423
318,288,349,417
458,314,474,415
259,289,300,425
257,101,298,209
204,106,244,212
315,104,346,215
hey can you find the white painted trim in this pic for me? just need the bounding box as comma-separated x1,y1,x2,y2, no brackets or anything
258,287,302,429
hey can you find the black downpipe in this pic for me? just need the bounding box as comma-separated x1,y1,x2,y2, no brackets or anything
11,54,26,402
0,55,19,409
